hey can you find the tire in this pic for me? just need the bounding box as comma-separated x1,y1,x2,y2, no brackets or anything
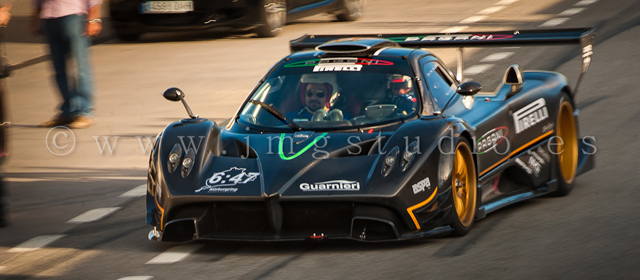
552,93,578,196
115,29,142,42
255,0,286,38
448,138,478,236
335,0,364,22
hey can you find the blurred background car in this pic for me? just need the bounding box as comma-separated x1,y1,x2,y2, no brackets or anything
109,0,365,41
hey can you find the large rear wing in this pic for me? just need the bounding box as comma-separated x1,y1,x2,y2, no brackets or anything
290,28,596,93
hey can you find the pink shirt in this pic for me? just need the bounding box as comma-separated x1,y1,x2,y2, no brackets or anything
34,0,102,19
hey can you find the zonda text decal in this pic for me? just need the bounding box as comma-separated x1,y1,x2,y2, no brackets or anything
515,147,550,177
476,127,508,155
412,177,431,194
196,167,260,193
300,180,360,191
513,98,549,134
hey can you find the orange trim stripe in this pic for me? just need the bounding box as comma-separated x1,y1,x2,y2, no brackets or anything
407,186,439,230
479,130,554,177
155,198,165,230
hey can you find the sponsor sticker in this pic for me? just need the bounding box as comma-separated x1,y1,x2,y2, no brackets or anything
196,167,260,193
412,177,431,194
516,150,549,177
393,34,514,43
513,98,549,134
285,58,393,68
476,127,508,155
299,180,360,191
313,58,362,72
515,158,533,175
542,122,554,133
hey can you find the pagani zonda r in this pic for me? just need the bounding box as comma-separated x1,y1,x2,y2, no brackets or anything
147,28,596,242
109,0,364,41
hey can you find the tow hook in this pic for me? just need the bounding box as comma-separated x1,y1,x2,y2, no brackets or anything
148,227,162,241
310,233,325,240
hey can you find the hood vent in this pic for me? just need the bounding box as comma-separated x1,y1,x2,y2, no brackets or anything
220,139,258,159
330,136,390,158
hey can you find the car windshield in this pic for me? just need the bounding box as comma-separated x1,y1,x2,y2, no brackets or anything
238,56,419,130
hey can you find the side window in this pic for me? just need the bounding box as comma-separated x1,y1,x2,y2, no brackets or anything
421,61,457,110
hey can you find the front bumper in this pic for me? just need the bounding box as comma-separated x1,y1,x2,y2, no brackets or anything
147,190,454,242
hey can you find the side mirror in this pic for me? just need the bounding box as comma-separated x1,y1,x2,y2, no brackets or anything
457,81,482,96
163,87,198,119
163,87,183,102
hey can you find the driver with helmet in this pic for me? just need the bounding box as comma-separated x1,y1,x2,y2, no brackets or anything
285,73,351,121
385,74,418,115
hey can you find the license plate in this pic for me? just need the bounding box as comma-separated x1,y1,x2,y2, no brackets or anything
140,1,194,14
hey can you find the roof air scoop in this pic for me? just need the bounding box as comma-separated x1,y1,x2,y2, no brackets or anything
316,38,399,54
504,64,524,98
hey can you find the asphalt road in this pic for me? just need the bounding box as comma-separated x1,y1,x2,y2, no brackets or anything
1,0,639,279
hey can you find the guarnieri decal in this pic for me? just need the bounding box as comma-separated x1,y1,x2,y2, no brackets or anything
299,180,361,191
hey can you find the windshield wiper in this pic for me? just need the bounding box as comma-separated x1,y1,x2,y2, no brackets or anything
248,100,302,131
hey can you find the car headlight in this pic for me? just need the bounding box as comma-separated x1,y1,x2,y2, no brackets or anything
167,143,183,173
382,146,400,177
181,148,196,178
400,141,418,172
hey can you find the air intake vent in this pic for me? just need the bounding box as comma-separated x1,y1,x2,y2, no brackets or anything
316,44,371,53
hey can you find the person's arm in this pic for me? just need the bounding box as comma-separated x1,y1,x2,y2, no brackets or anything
85,1,102,37
29,0,42,36
0,4,11,27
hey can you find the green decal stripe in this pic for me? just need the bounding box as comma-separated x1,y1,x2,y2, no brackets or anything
284,59,321,68
279,132,328,160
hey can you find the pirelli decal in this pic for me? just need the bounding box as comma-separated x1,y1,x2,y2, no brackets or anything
513,98,549,134
313,58,362,72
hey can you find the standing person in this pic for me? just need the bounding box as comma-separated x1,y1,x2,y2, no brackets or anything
0,2,11,228
30,0,102,129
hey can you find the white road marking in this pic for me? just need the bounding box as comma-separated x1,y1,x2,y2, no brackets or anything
118,277,154,280
575,0,597,5
481,52,515,62
559,8,585,16
146,244,204,264
478,6,506,15
67,207,121,223
8,235,66,253
464,64,494,76
540,18,569,27
440,26,468,33
496,0,519,4
460,15,488,24
120,184,147,197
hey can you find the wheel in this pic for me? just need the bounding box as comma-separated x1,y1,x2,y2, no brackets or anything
115,29,142,42
552,93,578,196
449,138,477,236
255,0,286,37
335,0,364,22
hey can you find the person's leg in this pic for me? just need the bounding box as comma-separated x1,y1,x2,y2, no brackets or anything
43,18,72,119
0,175,6,227
66,14,93,118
